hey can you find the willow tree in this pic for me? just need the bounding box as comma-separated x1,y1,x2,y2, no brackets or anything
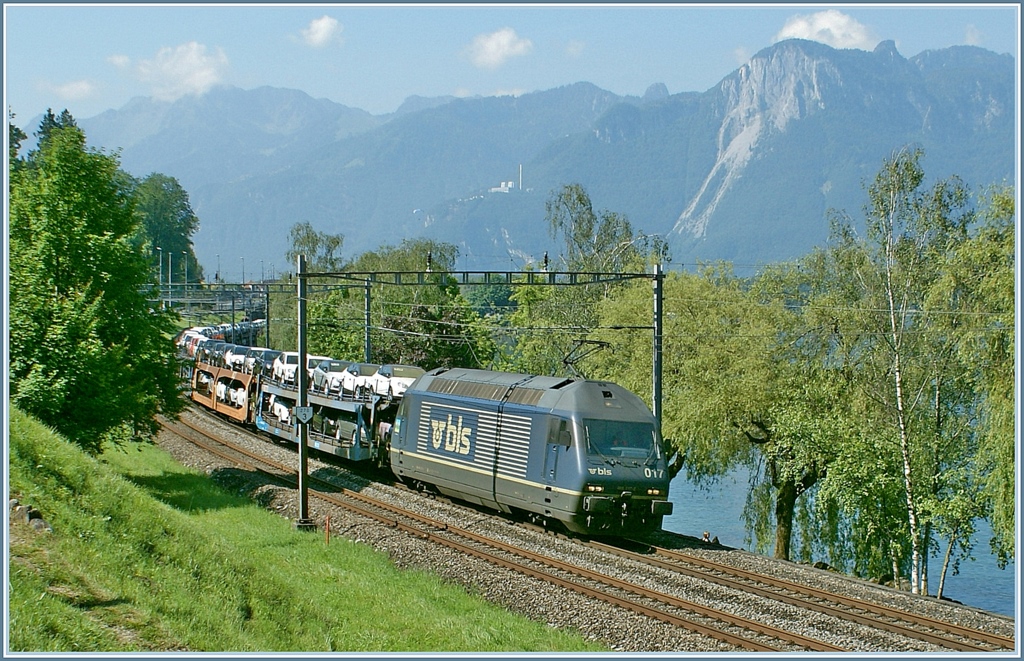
500,184,666,377
933,185,1016,569
285,221,346,272
592,264,846,561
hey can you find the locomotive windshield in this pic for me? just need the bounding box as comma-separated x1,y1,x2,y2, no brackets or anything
583,419,660,460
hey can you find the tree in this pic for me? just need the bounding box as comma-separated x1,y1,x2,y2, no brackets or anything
284,238,494,370
592,264,845,561
546,183,665,273
822,147,975,594
501,184,665,377
935,185,1015,567
8,117,184,453
789,241,918,583
133,173,203,285
8,109,27,169
285,221,346,272
32,107,77,152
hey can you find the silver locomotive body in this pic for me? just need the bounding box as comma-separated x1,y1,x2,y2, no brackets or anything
390,368,673,535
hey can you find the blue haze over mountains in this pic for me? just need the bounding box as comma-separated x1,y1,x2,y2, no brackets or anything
56,38,1014,279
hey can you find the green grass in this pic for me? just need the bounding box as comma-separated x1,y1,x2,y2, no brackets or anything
8,407,606,653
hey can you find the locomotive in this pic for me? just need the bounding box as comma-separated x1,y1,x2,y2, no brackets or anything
182,327,673,536
390,367,673,535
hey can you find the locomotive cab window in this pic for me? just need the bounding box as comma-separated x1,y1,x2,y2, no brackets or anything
547,418,572,447
583,419,660,460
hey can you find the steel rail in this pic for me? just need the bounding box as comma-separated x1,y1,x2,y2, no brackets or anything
171,410,1010,654
604,538,1014,653
162,417,842,652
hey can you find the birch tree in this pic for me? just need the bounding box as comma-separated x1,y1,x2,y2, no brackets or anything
826,147,973,594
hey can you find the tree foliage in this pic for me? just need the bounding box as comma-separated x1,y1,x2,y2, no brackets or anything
32,108,77,152
9,115,184,453
936,184,1015,566
546,182,667,273
499,184,666,377
285,221,346,273
9,110,28,169
281,235,494,370
563,155,1012,590
591,264,847,561
133,173,203,284
820,147,976,594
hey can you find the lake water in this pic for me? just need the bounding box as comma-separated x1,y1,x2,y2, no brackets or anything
663,468,1017,618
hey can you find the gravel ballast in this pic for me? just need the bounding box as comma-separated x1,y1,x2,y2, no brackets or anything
155,409,1017,653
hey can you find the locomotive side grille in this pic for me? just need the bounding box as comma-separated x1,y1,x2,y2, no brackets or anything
495,413,531,478
476,411,499,459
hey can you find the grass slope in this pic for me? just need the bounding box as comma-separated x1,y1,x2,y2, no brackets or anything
7,407,604,653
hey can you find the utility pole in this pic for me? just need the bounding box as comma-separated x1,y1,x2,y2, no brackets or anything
652,263,664,437
183,251,189,314
156,247,163,307
364,281,372,362
295,254,316,531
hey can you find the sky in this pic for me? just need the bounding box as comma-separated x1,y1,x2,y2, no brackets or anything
3,3,1020,123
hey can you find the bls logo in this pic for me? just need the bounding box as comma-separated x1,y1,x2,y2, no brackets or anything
430,412,475,456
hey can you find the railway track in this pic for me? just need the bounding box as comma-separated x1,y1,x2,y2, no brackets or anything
161,415,842,653
588,538,1015,652
161,409,1016,653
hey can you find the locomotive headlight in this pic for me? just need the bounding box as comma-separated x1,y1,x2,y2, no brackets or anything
647,488,662,496
585,484,604,492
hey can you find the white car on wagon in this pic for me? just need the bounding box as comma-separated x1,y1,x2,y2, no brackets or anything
271,352,300,383
339,362,382,397
363,364,426,400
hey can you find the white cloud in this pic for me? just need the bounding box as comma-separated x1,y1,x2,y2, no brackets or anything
136,41,228,102
466,27,533,69
565,39,585,58
107,54,131,69
732,46,751,66
51,79,96,101
301,15,341,48
773,10,877,50
965,24,982,46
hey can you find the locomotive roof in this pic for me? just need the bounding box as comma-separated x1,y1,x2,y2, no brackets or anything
415,368,653,421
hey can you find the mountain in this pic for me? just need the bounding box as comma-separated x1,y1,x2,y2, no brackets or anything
432,39,1013,270
50,38,1013,278
81,86,382,191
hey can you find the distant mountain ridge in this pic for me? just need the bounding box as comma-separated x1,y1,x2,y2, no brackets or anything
31,38,1012,277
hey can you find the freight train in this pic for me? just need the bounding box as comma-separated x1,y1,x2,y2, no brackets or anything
179,326,673,536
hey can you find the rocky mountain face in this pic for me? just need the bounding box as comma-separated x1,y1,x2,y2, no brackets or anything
56,38,1013,277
